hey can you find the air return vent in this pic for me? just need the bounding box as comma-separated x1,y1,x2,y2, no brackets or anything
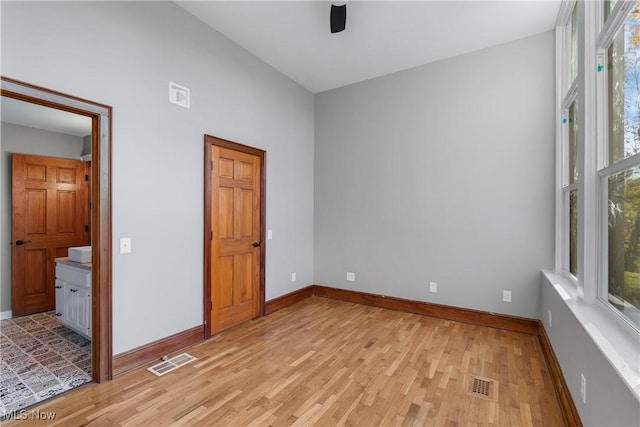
147,353,196,377
468,375,496,400
472,378,491,396
169,81,190,108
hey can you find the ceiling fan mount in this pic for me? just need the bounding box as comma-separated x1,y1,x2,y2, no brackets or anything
330,3,347,33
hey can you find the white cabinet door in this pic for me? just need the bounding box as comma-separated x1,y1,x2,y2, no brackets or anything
55,279,65,319
76,288,91,338
64,285,80,328
55,261,92,340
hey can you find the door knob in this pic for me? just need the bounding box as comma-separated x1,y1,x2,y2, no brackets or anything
15,240,31,246
252,241,261,248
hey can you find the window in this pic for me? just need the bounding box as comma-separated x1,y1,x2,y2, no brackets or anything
605,0,619,21
566,100,579,277
571,4,579,82
559,1,580,279
557,0,640,333
599,2,640,329
606,168,640,327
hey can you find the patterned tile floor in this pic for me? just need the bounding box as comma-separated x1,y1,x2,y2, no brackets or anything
0,311,92,417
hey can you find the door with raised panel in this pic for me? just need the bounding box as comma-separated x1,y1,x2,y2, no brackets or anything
11,154,90,316
206,136,265,336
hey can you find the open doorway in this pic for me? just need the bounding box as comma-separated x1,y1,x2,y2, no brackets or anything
0,77,112,416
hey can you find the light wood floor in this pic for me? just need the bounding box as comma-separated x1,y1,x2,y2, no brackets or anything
3,297,565,426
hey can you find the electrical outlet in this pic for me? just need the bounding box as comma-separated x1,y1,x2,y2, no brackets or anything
502,290,512,302
548,311,552,328
346,272,355,282
580,373,586,403
291,272,296,282
429,282,437,293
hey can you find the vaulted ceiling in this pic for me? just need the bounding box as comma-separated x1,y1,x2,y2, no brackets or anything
176,1,562,93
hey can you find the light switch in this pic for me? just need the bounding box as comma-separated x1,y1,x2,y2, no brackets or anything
267,230,273,240
120,237,132,254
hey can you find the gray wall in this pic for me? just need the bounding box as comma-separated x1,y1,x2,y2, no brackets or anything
0,122,85,313
541,274,640,426
1,1,315,354
315,31,556,319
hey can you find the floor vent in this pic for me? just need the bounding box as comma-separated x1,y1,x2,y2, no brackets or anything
147,353,196,377
468,376,496,400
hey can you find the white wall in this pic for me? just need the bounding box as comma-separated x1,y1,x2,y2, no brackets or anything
541,274,640,426
0,1,315,354
315,31,556,319
0,122,85,313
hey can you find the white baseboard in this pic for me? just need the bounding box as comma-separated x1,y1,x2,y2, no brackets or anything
1,310,13,320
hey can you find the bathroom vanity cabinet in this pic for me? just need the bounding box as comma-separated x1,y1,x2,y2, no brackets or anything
55,257,92,340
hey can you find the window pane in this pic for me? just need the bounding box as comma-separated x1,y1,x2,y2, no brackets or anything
569,101,579,184
570,190,578,276
608,167,640,328
571,4,578,82
608,6,640,164
605,0,618,22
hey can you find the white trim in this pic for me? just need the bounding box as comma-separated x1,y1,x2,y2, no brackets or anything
598,152,640,178
0,310,12,320
580,0,599,304
596,0,637,50
562,82,579,109
555,20,566,273
556,0,576,27
596,47,608,170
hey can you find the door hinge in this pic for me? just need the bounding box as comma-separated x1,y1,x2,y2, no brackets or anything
210,301,213,311
211,160,214,170
85,225,89,232
85,174,89,181
211,231,213,241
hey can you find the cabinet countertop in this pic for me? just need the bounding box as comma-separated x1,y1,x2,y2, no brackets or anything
55,257,92,271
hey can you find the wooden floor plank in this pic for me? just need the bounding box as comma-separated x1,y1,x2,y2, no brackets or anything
2,297,565,426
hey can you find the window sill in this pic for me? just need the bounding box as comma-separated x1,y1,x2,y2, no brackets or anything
543,270,640,401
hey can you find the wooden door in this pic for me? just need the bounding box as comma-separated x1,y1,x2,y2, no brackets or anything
12,154,90,316
207,138,264,335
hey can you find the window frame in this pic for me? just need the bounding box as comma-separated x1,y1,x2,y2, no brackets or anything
557,0,640,335
556,0,579,284
561,89,579,279
595,0,640,332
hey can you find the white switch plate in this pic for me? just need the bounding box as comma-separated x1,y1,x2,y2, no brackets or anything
120,237,132,254
548,311,552,328
291,272,296,282
580,373,586,403
429,282,437,293
346,272,355,282
267,230,273,240
502,290,512,302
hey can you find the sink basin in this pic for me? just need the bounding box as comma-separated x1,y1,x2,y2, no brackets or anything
68,246,91,263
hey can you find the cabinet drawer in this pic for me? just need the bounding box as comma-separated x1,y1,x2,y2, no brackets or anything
55,265,91,288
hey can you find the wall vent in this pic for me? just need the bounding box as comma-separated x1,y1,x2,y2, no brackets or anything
169,81,190,108
147,352,196,377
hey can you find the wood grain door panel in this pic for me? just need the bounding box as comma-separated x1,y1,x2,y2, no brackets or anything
12,154,90,316
207,139,264,336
